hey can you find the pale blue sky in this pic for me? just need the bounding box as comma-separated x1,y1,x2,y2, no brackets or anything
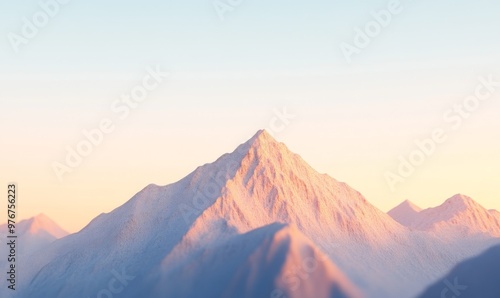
1,0,499,74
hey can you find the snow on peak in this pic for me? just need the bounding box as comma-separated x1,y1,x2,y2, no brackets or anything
444,194,479,208
389,200,422,212
231,129,298,167
19,213,69,239
176,130,404,249
0,214,68,268
388,200,422,226
404,200,422,211
244,129,287,151
436,194,487,218
247,129,274,144
15,131,500,298
402,194,500,237
0,213,68,240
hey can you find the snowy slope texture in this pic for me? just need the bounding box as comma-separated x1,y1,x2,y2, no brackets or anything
129,223,364,298
0,214,69,294
387,200,422,226
13,130,500,298
490,209,500,220
418,244,500,298
400,194,500,238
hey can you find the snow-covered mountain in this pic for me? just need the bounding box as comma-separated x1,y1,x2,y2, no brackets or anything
390,194,500,238
131,223,363,298
387,200,422,226
0,214,68,291
0,213,68,255
13,130,500,298
490,209,500,220
418,244,500,298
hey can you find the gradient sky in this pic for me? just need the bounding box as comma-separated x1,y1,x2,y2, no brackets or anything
1,0,500,232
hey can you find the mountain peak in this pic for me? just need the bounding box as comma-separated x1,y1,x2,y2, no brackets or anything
220,129,302,178
444,194,480,209
400,194,500,237
32,213,51,223
252,129,271,139
245,129,280,149
388,200,422,226
19,131,498,298
217,130,287,167
20,214,69,239
401,200,422,211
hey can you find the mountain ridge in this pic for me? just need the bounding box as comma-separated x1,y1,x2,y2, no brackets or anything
419,244,500,298
14,130,500,298
388,200,422,226
393,194,500,237
138,223,364,298
0,213,68,242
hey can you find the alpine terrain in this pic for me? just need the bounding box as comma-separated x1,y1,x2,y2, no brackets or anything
10,130,500,298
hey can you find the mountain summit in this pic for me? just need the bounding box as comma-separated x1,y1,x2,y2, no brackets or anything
0,214,68,272
388,200,422,226
393,194,500,237
17,213,69,239
14,131,500,298
0,213,68,243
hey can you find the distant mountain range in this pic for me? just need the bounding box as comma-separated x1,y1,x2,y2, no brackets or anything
388,194,500,237
0,213,68,256
5,130,500,298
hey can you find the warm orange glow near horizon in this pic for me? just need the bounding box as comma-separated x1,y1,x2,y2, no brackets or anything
2,68,500,233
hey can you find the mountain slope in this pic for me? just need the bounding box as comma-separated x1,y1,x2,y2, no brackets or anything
0,214,69,294
0,213,68,255
419,244,500,298
131,223,364,298
490,209,500,220
15,130,500,298
403,194,500,237
177,129,404,250
388,200,422,226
